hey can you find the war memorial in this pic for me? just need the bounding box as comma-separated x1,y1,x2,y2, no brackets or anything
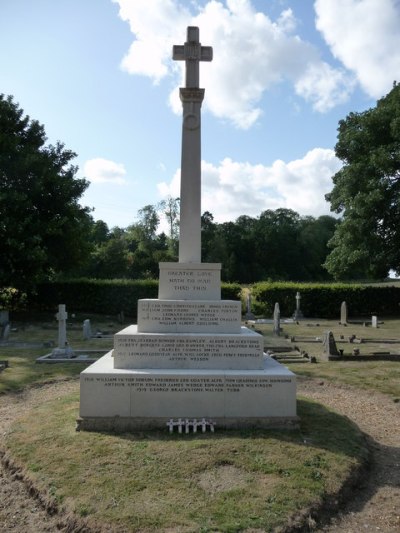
78,27,297,431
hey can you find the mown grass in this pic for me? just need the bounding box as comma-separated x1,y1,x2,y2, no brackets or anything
5,392,367,532
256,318,400,399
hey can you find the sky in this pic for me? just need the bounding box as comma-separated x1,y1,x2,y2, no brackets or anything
1,0,400,231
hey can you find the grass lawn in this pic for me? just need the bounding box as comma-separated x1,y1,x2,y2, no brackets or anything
5,393,367,532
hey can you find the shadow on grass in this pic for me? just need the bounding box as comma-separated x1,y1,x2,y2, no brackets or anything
91,398,368,462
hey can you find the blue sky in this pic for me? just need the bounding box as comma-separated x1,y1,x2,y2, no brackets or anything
1,0,400,230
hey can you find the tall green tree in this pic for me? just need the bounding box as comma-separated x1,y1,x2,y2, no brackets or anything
0,94,93,288
325,82,400,279
158,196,180,256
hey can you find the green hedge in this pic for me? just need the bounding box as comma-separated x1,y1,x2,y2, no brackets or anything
29,279,242,319
251,282,400,318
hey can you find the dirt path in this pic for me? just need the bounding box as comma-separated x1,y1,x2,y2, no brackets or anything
0,378,399,532
297,378,400,532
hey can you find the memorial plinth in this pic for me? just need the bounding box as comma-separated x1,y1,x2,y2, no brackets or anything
79,261,297,430
78,26,297,431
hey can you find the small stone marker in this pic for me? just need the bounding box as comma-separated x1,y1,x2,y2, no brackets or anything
293,292,303,320
273,302,281,336
371,315,378,328
340,301,348,325
83,319,92,340
322,330,340,360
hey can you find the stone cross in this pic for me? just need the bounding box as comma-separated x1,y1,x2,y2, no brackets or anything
173,27,213,263
172,27,213,89
293,292,303,320
56,304,68,349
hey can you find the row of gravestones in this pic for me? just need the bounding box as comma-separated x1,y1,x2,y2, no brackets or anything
271,299,380,339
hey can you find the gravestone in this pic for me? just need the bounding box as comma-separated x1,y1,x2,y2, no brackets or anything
1,323,10,341
292,292,303,320
372,315,378,328
340,301,348,325
83,319,92,340
273,303,281,336
78,27,297,431
321,330,340,361
244,292,255,320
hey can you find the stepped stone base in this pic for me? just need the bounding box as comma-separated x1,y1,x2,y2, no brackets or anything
79,352,297,431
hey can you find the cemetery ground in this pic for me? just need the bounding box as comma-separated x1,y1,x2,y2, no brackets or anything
0,314,399,532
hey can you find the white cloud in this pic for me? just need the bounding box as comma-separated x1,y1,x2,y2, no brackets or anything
315,0,400,99
113,0,353,128
83,158,127,184
113,0,189,83
295,62,355,112
158,148,342,221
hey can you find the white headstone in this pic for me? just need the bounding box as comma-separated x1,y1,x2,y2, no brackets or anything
371,315,378,328
340,301,348,325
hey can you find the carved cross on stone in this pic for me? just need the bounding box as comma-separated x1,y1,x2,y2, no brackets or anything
173,26,213,88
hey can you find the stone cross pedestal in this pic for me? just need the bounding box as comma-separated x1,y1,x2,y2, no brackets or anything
52,304,74,357
293,292,303,320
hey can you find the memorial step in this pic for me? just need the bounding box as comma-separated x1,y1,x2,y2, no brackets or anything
113,325,264,370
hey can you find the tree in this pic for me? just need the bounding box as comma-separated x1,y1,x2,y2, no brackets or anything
325,82,400,279
158,196,180,256
0,94,93,288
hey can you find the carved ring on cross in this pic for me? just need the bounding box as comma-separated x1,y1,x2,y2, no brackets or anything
183,112,199,131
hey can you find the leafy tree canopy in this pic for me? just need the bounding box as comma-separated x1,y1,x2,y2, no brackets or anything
0,94,93,289
325,82,400,279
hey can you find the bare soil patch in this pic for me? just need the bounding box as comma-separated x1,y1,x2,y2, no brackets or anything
297,377,400,532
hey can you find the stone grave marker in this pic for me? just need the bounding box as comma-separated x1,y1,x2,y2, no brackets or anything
83,319,92,340
273,302,281,336
244,292,255,320
340,301,348,325
293,292,303,320
322,330,340,360
372,315,378,328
